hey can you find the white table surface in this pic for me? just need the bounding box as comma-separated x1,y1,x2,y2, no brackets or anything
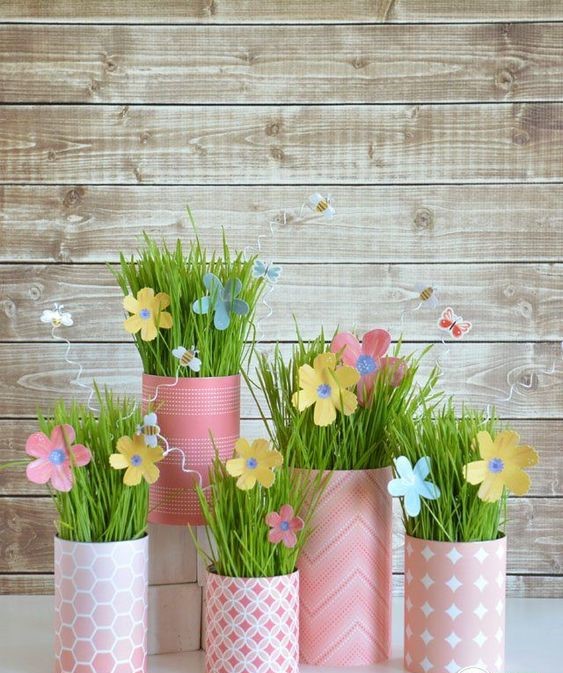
0,596,561,672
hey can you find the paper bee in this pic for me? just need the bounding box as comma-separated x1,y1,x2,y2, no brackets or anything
438,307,472,340
308,193,335,219
139,412,160,448
252,259,282,284
40,304,73,328
414,283,439,309
172,346,202,372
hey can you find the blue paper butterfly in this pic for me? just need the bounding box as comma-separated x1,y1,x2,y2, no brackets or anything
192,273,249,330
252,259,282,284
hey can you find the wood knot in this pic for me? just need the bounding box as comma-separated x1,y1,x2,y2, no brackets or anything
512,129,530,145
139,131,151,144
403,129,415,143
103,57,118,73
203,0,217,16
516,300,533,320
270,146,285,161
88,79,101,95
63,187,85,208
133,167,143,183
503,284,515,297
28,284,43,301
351,57,369,70
265,122,281,137
118,105,130,121
414,208,434,231
3,299,16,319
47,150,56,161
495,68,515,92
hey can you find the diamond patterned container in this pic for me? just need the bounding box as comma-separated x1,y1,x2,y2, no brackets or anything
404,535,507,673
205,570,299,673
54,536,148,673
143,374,240,526
297,468,393,666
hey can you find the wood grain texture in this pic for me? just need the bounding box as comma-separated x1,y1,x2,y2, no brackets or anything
2,24,562,104
0,342,560,419
1,0,562,23
2,573,561,597
2,419,560,497
2,497,559,574
1,104,562,184
1,263,561,342
148,583,201,654
2,185,562,264
148,524,197,585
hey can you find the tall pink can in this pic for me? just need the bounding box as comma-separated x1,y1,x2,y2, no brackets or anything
205,570,299,673
54,535,148,673
143,373,240,526
404,535,507,673
297,467,393,666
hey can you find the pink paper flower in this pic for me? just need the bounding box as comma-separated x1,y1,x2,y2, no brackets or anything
25,425,91,492
331,328,406,403
265,504,304,548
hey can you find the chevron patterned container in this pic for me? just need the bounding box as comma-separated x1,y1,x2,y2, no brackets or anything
205,570,299,673
297,468,393,666
54,536,148,673
404,535,507,673
143,373,240,526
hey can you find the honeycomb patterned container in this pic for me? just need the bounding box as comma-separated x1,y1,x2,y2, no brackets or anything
297,467,393,666
205,570,299,673
54,536,148,673
143,373,240,526
404,535,507,673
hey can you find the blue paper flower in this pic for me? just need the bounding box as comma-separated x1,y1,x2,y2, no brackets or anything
387,456,440,517
192,273,249,331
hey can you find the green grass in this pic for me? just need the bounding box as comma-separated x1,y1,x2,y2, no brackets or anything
252,329,441,470
112,223,265,378
194,456,325,578
390,401,507,543
37,387,146,543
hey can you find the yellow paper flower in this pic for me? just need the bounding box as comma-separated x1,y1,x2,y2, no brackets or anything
291,352,360,426
463,430,538,502
226,438,283,490
110,434,164,486
123,287,173,342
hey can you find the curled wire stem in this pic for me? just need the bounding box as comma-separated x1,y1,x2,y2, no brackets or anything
435,338,451,379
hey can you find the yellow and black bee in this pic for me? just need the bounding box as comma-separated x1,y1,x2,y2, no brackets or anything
172,346,202,373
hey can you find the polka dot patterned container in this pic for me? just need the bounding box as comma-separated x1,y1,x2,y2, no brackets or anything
404,534,507,673
143,374,240,526
54,536,148,673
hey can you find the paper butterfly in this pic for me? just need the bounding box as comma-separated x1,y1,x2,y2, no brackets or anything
172,346,202,372
138,412,160,448
252,259,282,284
308,193,335,219
414,282,439,309
438,307,472,339
40,304,73,328
192,273,250,330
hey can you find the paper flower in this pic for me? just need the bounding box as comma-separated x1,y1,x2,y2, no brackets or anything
463,431,539,502
331,328,406,403
387,456,441,517
25,425,91,492
123,287,173,342
40,304,73,328
266,504,304,548
226,438,283,490
110,434,164,486
192,273,249,330
292,352,360,426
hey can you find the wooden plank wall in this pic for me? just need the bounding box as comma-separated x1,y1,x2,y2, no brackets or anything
0,0,562,637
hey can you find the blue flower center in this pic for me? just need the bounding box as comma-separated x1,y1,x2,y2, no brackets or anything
131,454,143,467
139,308,151,320
317,384,332,399
488,457,504,473
356,354,377,376
246,457,257,469
279,521,290,531
48,449,66,465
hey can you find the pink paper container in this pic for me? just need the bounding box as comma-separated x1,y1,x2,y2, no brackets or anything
205,570,299,673
143,373,240,526
404,534,507,673
54,535,148,673
297,467,393,666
